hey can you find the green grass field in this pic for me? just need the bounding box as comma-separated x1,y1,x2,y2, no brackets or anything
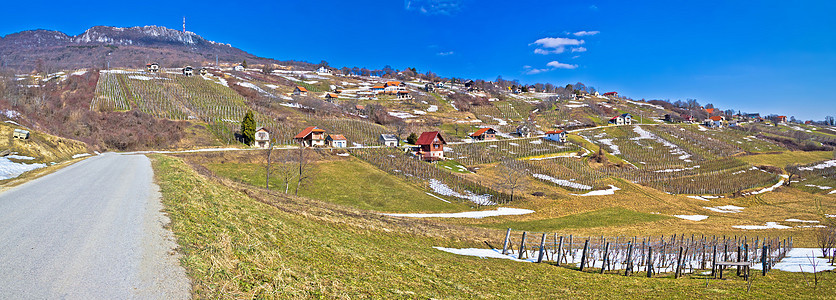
153,154,836,298
204,157,470,213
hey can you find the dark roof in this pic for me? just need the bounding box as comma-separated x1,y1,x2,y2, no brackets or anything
380,134,398,141
416,131,446,145
621,113,632,118
294,126,325,139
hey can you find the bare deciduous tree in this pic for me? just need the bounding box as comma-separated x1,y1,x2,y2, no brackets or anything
495,158,529,204
294,145,319,196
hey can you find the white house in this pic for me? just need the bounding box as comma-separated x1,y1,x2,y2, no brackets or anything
396,91,412,100
516,124,531,138
609,113,633,125
379,134,399,147
146,63,160,73
544,130,567,142
233,65,245,71
254,128,270,148
316,66,332,75
182,66,194,76
326,134,347,148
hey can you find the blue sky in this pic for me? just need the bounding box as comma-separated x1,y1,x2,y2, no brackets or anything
1,0,834,120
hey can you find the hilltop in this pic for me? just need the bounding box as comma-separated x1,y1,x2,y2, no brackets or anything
0,25,313,72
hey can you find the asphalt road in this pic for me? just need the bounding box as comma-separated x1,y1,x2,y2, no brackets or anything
0,154,190,299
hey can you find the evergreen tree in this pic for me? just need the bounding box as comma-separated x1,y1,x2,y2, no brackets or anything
242,60,248,68
241,110,256,145
406,132,419,144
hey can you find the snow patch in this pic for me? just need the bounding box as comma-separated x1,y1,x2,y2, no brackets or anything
385,207,534,219
0,157,46,180
571,185,620,196
429,179,495,205
532,174,592,190
703,205,744,213
674,215,708,221
732,222,790,230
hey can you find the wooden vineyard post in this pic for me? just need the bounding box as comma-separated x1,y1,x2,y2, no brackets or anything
675,246,684,279
556,236,564,267
501,228,511,255
569,235,574,263
646,246,653,278
537,234,547,263
625,241,634,276
761,245,768,276
601,242,610,274
580,240,589,271
736,245,742,277
712,245,718,278
518,232,528,260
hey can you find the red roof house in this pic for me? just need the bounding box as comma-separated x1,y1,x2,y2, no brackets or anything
415,131,447,161
602,92,618,97
544,130,567,142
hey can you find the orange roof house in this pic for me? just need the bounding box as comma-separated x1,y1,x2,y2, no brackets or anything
294,86,309,96
294,126,326,147
469,128,497,141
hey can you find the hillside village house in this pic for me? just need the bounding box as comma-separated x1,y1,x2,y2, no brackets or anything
316,66,332,75
609,113,633,125
294,126,326,147
324,93,339,101
424,83,435,92
516,124,531,138
233,65,245,71
384,81,406,94
294,86,309,96
602,91,618,98
254,128,270,148
415,131,447,161
146,63,160,73
396,91,412,100
469,127,497,141
182,66,194,76
776,116,788,124
704,116,725,128
12,129,29,140
371,85,385,94
544,130,567,142
379,134,399,147
326,134,347,148
199,68,208,76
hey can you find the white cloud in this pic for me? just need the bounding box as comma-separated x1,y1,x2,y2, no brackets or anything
571,55,581,59
523,61,578,74
534,48,564,55
437,51,454,56
532,37,584,49
405,0,463,15
546,61,578,69
573,31,600,36
571,47,587,53
531,37,584,55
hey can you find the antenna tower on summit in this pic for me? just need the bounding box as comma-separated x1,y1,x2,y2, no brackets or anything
182,16,186,33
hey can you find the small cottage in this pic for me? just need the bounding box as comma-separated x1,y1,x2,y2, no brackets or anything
233,65,245,71
371,85,385,94
516,124,531,138
199,68,208,76
294,126,326,147
544,130,567,142
704,116,724,128
602,91,618,97
379,134,399,147
469,127,497,141
396,91,412,100
146,63,160,73
254,127,270,148
316,66,332,75
415,131,447,161
294,86,309,96
12,129,29,140
182,66,194,76
326,134,347,148
609,113,632,125
324,93,340,101
424,83,435,92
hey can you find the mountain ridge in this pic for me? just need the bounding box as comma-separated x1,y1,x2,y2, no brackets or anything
0,25,311,72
